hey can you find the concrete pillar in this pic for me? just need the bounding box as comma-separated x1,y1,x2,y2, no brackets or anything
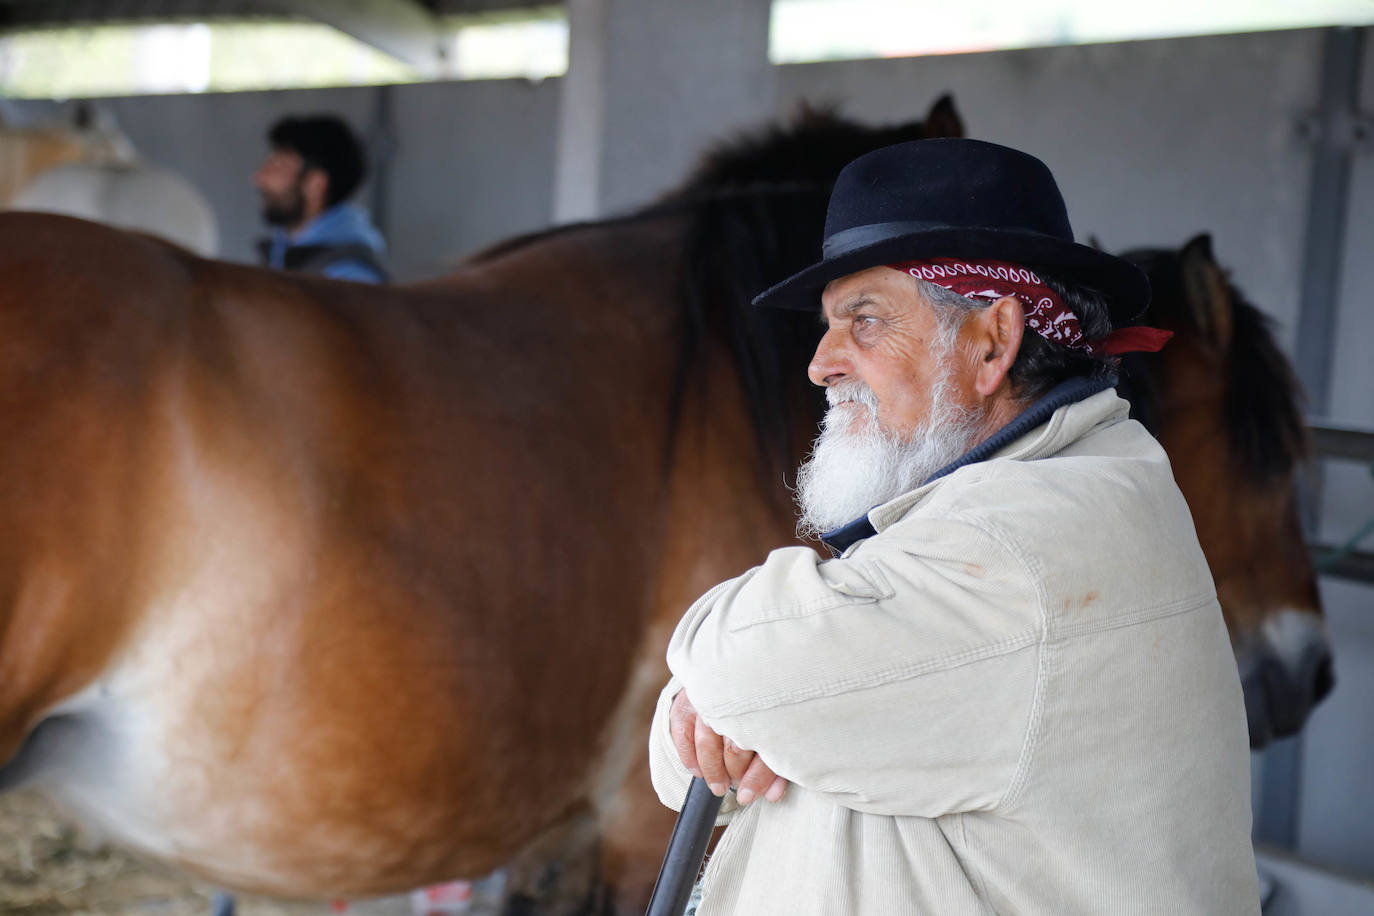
554,0,776,222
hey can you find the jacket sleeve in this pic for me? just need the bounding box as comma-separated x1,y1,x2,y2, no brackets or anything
666,513,1043,818
648,675,741,824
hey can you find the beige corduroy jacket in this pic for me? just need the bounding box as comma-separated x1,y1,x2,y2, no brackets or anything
650,386,1259,915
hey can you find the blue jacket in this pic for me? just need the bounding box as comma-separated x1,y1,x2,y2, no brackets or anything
261,202,389,284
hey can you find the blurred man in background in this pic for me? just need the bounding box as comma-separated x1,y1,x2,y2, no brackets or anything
254,113,389,283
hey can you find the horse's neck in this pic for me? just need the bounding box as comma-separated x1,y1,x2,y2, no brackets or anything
462,210,804,565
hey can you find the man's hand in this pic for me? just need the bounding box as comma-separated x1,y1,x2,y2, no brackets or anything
669,689,788,805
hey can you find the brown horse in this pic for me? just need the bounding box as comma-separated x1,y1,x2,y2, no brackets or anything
1119,235,1332,747
0,99,958,913
0,100,1327,914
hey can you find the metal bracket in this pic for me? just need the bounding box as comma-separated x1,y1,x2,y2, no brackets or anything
1297,109,1374,152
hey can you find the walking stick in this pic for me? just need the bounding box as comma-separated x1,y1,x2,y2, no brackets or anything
644,777,724,916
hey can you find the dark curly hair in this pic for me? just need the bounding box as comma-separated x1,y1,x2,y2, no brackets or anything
267,114,367,207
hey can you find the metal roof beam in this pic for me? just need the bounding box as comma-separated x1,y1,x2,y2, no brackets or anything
0,0,278,30
263,0,449,76
433,0,555,12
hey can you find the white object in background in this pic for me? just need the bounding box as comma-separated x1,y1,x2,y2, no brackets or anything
13,160,219,257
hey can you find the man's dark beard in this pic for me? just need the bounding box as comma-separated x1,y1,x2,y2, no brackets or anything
261,187,305,227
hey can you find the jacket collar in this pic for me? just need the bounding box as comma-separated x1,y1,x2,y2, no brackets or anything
820,375,1121,554
267,202,387,250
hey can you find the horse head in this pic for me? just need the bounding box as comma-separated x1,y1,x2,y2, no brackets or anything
1120,234,1332,748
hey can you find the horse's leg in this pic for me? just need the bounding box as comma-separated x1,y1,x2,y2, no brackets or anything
499,803,601,915
593,594,733,913
597,735,679,914
589,370,803,914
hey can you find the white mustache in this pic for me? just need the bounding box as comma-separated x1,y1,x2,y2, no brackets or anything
825,379,878,410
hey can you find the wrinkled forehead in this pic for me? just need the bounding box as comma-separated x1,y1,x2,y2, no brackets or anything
820,266,924,321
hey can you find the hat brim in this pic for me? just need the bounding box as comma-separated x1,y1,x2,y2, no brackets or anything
752,227,1151,325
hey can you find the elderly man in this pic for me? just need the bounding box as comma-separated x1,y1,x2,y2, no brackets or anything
648,139,1259,914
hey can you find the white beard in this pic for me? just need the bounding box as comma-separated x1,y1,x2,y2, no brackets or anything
795,369,984,540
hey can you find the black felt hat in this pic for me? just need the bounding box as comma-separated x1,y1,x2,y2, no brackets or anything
752,138,1150,323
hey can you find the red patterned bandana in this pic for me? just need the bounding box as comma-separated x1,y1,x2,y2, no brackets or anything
887,258,1171,355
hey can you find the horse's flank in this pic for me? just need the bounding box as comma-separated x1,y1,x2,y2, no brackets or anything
0,211,732,895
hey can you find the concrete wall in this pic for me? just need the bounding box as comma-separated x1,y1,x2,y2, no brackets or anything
5,20,1371,881
385,78,558,278
555,0,774,220
776,29,1321,349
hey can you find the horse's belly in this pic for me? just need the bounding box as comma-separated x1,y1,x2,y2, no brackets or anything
7,451,644,898
25,636,517,898
26,675,311,894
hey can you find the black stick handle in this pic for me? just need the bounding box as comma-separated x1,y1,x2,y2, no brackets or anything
645,777,724,916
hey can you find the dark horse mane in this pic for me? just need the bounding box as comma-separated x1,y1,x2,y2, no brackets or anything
1118,245,1308,483
470,103,955,479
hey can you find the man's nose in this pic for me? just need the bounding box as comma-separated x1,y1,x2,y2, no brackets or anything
807,328,849,387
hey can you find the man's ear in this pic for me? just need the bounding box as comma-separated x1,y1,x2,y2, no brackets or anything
301,168,330,215
971,295,1024,397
